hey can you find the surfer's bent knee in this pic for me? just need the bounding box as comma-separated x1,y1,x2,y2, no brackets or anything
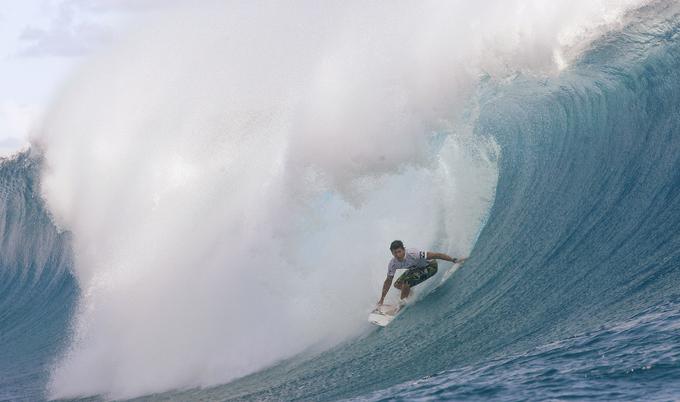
428,260,438,275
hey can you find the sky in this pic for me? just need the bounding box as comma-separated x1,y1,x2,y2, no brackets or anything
0,0,176,157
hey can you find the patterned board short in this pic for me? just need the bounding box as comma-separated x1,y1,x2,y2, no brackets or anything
396,260,438,287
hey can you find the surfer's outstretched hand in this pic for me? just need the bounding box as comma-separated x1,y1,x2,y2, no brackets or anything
456,256,469,265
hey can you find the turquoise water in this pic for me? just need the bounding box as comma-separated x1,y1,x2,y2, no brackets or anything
2,2,680,401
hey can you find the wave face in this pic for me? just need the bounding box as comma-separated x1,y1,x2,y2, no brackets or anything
0,152,76,402
2,0,679,401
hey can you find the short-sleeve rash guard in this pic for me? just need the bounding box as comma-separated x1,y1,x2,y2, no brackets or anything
387,248,429,276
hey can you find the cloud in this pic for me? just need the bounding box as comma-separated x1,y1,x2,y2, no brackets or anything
67,0,186,14
0,101,39,152
17,0,181,58
0,136,25,148
1,101,37,131
0,133,30,158
18,1,112,57
19,23,112,58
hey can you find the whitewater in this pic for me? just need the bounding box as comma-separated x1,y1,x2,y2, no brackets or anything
1,1,679,400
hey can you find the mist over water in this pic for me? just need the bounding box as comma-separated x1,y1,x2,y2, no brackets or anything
31,1,647,399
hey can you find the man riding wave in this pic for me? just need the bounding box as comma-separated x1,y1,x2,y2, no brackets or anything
377,240,468,306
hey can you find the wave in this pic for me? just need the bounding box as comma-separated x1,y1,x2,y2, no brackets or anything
1,0,678,401
157,1,680,400
0,152,76,401
359,299,680,401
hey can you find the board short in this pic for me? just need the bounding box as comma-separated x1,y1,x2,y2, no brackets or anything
396,260,438,287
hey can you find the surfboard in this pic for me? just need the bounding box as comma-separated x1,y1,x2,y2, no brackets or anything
368,303,402,327
369,260,466,327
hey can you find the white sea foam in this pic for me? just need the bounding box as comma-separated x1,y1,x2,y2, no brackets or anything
36,1,644,399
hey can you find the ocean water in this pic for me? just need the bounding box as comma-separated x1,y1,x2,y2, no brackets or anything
2,1,680,401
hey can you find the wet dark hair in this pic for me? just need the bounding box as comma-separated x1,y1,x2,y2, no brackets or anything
389,240,404,251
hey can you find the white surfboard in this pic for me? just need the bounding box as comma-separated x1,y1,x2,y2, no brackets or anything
368,303,402,327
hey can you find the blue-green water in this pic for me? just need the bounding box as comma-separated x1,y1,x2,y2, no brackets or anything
2,2,680,401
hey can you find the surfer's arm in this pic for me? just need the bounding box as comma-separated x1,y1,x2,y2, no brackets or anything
427,252,468,264
378,275,393,305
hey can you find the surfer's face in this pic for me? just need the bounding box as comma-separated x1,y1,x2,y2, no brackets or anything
391,247,405,261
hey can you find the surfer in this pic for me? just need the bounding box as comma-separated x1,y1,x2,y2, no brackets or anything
377,240,467,306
